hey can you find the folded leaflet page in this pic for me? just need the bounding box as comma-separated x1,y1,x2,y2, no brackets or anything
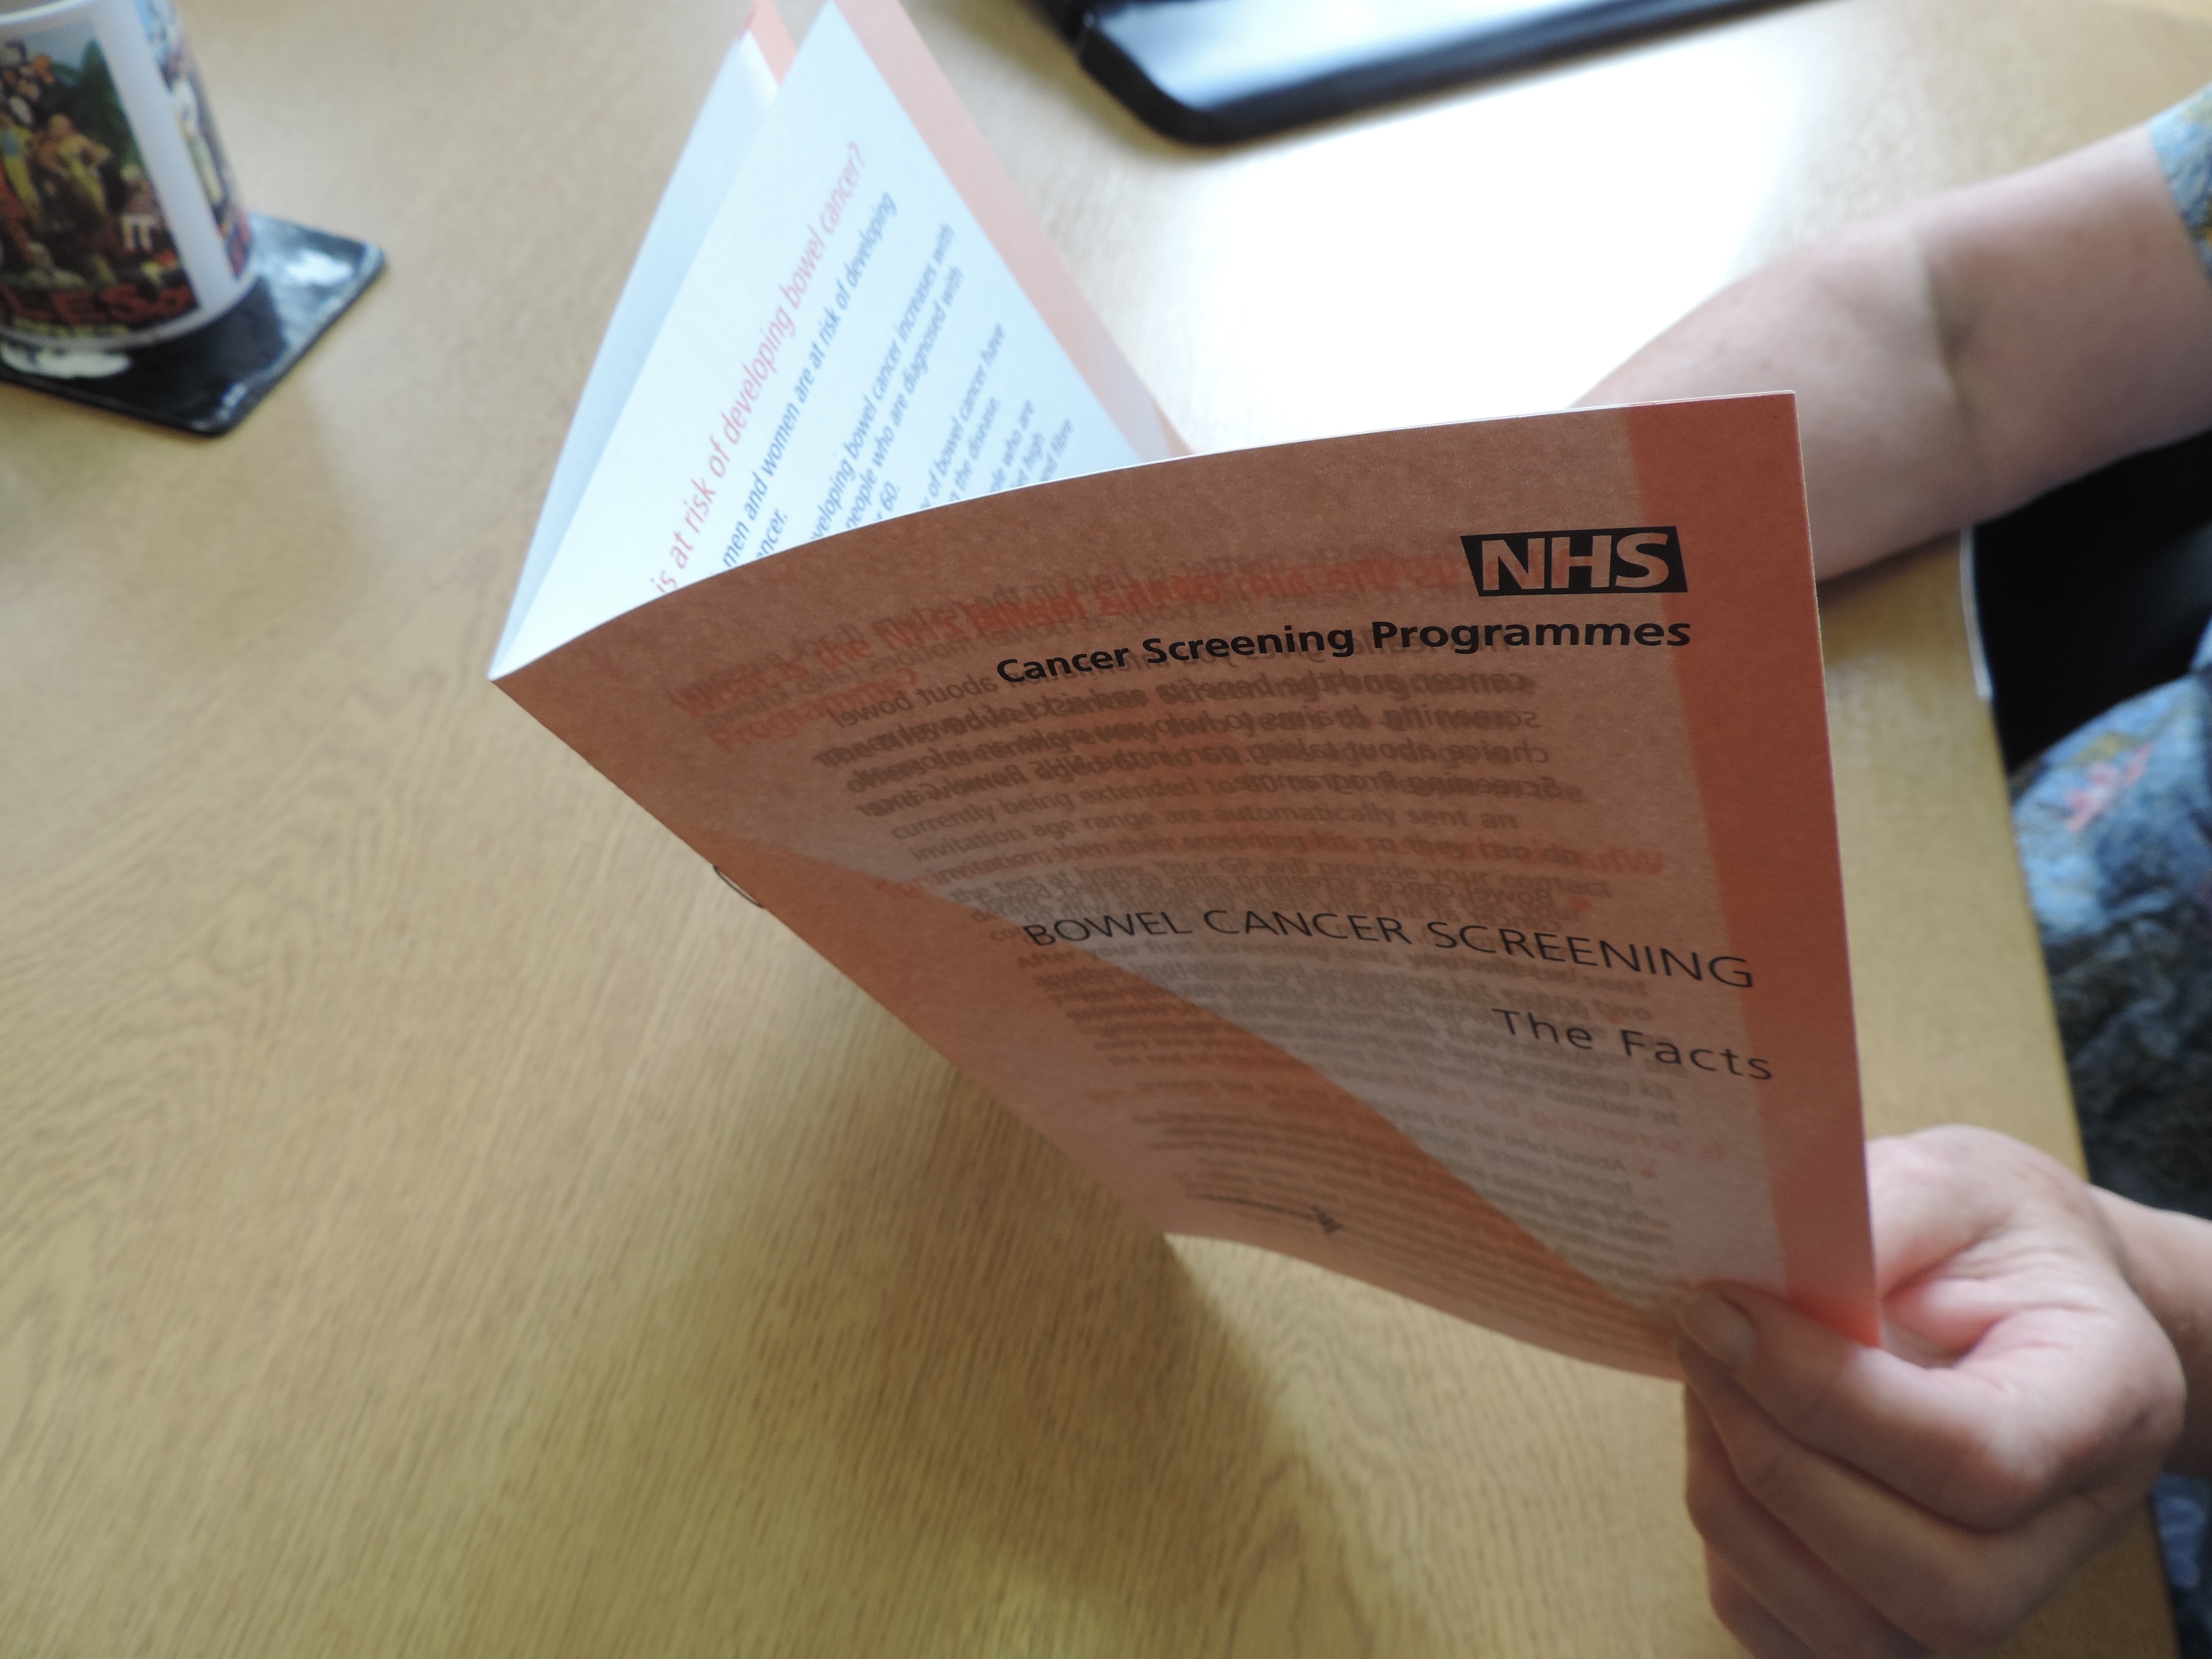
494,10,792,674
494,0,1162,678
502,393,1878,1376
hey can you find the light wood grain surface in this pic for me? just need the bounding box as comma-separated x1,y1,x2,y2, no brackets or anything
3,0,2203,1653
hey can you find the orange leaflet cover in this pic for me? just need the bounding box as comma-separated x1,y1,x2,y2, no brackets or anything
495,0,1876,1378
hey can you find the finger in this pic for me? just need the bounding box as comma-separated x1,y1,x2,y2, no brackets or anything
1863,1132,2010,1296
1682,1342,2134,1653
1706,1550,1825,1659
1861,1129,2060,1295
1682,1387,1919,1658
1865,1129,2119,1335
1677,1284,2173,1528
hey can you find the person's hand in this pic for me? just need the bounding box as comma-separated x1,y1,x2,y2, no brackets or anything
1675,1125,2186,1657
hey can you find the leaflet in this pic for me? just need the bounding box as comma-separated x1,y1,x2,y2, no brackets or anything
494,0,1875,1376
493,0,1172,678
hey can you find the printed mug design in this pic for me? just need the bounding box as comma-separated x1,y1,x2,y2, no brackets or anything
0,0,250,347
133,0,246,275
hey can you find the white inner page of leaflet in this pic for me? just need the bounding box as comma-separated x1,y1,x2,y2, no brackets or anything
493,33,781,674
494,4,1142,677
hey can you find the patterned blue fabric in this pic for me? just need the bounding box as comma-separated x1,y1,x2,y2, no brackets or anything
2014,658,2212,1220
2012,631,2212,1651
2002,84,2212,1647
2158,1475,2212,1659
2155,85,2212,288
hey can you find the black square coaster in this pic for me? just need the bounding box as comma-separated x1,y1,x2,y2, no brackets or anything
0,213,384,435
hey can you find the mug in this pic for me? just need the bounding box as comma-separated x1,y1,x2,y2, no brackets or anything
0,0,253,348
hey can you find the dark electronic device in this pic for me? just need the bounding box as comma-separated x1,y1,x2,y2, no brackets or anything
1037,0,1786,144
1971,426,2212,773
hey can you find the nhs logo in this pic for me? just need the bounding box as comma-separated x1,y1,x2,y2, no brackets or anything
1460,528,1687,596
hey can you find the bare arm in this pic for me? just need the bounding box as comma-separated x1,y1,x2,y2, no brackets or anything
1582,129,2212,578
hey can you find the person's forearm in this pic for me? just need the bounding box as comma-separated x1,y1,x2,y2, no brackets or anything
2095,1188,2212,1476
1580,129,2212,580
1580,217,1978,579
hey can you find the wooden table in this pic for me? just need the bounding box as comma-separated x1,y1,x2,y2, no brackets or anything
5,0,2205,1651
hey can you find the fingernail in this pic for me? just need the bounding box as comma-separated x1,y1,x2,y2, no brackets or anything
1678,1289,1756,1369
